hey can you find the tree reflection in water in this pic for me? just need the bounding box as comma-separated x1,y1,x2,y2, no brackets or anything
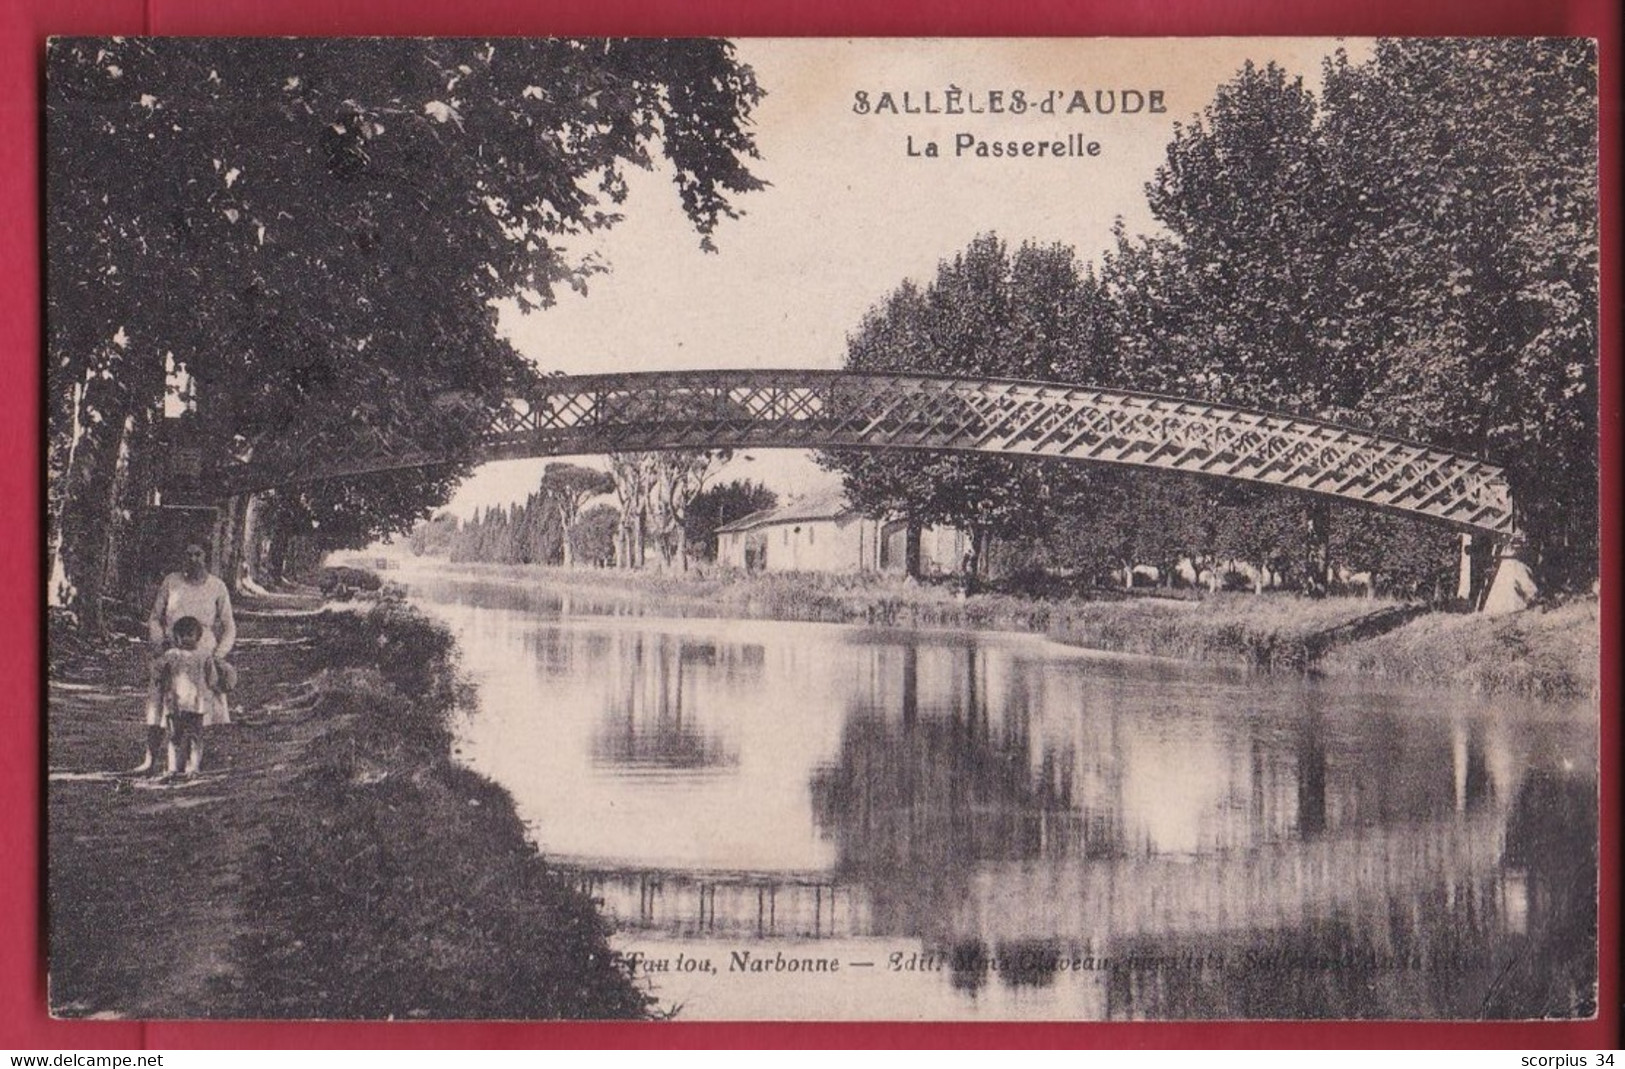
807,637,1594,1016
810,641,1085,941
413,574,1596,1018
1094,766,1595,1019
581,631,753,771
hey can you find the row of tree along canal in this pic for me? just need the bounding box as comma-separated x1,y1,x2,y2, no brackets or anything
48,40,1596,634
822,44,1596,603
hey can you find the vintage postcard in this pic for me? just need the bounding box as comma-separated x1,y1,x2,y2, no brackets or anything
45,37,1600,1022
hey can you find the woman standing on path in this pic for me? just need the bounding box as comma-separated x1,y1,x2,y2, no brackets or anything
134,538,236,773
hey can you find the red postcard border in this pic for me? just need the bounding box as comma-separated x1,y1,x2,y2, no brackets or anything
4,0,1618,1050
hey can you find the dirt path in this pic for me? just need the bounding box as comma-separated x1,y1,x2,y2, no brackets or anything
50,591,654,1021
47,592,339,1018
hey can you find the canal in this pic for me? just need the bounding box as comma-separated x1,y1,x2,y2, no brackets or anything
403,566,1597,1021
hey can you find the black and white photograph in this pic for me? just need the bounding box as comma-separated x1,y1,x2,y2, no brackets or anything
44,36,1600,1021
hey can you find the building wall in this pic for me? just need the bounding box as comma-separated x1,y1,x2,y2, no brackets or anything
718,529,763,570
720,514,969,575
719,515,883,573
879,522,971,576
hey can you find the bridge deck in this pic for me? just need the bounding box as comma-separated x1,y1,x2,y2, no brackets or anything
216,370,1514,535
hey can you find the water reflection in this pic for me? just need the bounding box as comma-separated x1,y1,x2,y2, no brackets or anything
583,632,743,772
809,644,1082,873
406,570,1596,1019
1087,768,1596,1020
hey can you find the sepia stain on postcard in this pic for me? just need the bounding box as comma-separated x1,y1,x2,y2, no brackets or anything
45,37,1600,1021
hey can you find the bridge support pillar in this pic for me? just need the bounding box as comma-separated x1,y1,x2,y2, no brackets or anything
1456,533,1475,603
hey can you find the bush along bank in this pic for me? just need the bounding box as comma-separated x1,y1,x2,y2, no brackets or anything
233,602,652,1020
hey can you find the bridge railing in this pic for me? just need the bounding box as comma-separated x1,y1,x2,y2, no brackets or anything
486,371,1514,535
214,369,1514,535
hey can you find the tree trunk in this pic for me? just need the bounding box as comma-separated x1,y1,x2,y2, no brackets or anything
86,414,138,636
237,494,264,587
1305,500,1330,597
267,521,292,586
213,494,252,594
55,341,171,631
114,406,159,594
905,520,922,580
48,367,116,617
211,499,233,591
964,529,992,593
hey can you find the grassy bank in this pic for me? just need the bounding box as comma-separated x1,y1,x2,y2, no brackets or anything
401,559,1405,669
234,601,651,1019
395,559,1598,698
1318,598,1598,700
48,594,651,1020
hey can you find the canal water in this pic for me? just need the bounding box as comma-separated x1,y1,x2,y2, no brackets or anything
403,568,1597,1021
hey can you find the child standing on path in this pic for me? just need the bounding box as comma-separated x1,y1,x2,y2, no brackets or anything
156,616,213,776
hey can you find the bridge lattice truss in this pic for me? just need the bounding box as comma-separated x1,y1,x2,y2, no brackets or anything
239,370,1515,535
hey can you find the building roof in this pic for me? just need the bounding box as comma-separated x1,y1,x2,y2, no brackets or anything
714,488,858,534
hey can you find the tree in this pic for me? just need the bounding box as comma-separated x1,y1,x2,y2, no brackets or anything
1110,62,1360,595
683,479,778,561
1137,62,1356,414
1104,43,1596,593
408,513,460,558
47,38,764,625
1319,39,1598,590
650,451,730,568
822,236,1110,577
1329,510,1456,599
418,496,565,566
574,504,621,568
607,452,658,568
538,463,615,567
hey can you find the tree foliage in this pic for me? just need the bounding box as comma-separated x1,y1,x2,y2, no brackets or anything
821,236,1108,576
408,497,570,566
833,41,1594,594
1106,43,1597,590
538,463,615,567
574,504,621,568
1319,39,1598,586
47,38,763,618
683,479,779,561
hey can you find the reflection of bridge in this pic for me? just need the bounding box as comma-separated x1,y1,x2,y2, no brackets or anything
562,804,1510,945
224,370,1514,534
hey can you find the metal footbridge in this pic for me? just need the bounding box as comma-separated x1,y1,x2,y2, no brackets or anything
222,370,1514,535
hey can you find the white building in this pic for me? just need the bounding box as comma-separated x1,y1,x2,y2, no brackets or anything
715,490,967,575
